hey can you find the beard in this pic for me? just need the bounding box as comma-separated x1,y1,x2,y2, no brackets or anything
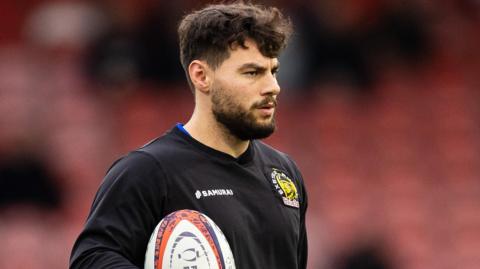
211,86,277,141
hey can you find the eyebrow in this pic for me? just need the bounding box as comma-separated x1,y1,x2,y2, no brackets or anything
238,62,280,72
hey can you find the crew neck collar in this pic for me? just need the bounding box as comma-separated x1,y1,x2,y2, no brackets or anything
172,125,254,165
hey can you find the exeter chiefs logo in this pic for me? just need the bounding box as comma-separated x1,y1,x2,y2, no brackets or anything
270,168,299,208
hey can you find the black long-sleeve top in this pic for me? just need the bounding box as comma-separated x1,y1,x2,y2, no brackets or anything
70,125,308,268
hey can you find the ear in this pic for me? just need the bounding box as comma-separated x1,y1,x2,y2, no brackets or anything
188,60,212,93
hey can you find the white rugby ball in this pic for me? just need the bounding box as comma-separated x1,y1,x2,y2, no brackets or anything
145,209,236,269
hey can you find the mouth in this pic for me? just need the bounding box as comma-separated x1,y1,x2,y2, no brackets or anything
256,102,276,116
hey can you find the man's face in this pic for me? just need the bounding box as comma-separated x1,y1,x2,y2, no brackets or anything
210,39,281,141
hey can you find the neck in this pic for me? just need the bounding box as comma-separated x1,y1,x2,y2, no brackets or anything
183,109,249,158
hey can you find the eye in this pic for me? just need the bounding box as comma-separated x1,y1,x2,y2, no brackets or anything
272,68,279,77
244,71,258,77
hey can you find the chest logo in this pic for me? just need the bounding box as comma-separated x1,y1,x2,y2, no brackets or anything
271,168,299,208
195,189,234,199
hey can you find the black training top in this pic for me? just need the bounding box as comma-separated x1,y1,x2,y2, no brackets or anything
70,125,308,269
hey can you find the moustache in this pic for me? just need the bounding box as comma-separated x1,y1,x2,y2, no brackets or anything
253,97,277,109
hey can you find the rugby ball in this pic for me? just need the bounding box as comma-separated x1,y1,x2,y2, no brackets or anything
145,209,236,269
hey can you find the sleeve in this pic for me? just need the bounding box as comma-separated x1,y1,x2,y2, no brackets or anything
287,156,308,269
297,179,308,269
69,151,168,269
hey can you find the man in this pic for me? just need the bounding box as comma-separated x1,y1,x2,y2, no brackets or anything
70,2,308,268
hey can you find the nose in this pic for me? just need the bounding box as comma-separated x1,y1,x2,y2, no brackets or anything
261,73,281,96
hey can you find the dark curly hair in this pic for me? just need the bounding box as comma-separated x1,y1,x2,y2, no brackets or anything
178,2,292,91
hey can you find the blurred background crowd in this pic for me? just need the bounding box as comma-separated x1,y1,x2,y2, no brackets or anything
1,0,480,268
